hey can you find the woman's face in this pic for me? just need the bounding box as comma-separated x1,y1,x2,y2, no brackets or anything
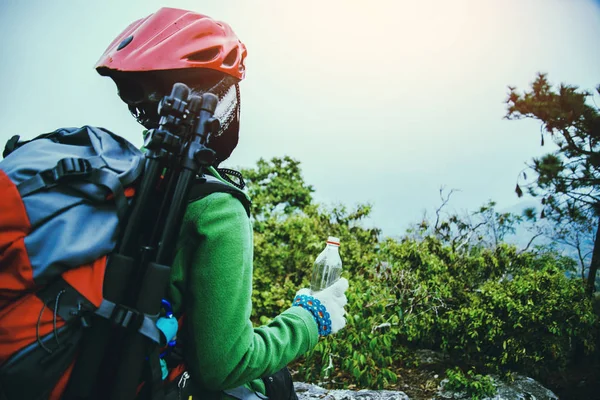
113,69,226,128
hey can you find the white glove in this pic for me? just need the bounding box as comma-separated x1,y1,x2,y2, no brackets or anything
295,277,349,335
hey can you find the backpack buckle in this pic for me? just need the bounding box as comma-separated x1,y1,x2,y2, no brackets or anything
110,304,144,331
52,158,92,181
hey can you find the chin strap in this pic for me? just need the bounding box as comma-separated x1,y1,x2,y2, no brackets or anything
216,168,245,190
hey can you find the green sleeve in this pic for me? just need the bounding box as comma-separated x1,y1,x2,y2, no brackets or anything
168,192,319,392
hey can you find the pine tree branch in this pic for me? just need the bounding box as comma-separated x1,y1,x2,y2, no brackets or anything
562,128,593,156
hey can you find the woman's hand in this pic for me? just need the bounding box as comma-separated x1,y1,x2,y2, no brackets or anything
294,278,349,335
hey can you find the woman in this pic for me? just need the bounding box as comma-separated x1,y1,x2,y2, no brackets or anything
95,7,349,399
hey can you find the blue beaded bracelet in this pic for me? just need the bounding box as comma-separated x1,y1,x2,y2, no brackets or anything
293,294,332,336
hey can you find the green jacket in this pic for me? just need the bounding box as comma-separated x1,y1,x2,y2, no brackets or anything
167,168,319,398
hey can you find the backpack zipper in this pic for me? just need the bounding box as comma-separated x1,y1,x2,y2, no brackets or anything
178,371,190,400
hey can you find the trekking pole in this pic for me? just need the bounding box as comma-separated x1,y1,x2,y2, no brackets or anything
109,89,220,400
64,84,193,400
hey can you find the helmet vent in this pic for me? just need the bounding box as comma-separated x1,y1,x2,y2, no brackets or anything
223,48,238,67
117,35,134,51
186,46,221,62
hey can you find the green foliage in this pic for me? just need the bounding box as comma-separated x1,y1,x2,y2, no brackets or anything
241,157,600,392
298,276,402,388
240,156,314,218
441,261,597,375
444,368,496,400
243,157,379,319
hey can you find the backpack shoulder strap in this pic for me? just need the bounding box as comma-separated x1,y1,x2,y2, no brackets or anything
188,176,251,217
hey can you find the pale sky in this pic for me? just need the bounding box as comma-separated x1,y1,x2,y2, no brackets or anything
1,0,599,238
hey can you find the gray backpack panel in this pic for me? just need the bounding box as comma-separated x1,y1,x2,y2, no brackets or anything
0,125,143,285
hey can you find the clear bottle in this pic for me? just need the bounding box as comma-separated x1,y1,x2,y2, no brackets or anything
310,236,342,293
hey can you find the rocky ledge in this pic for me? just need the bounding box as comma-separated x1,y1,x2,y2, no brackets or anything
295,374,559,400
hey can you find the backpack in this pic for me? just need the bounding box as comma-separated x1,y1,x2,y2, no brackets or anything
0,125,250,400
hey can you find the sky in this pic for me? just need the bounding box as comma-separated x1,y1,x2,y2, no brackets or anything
0,0,599,238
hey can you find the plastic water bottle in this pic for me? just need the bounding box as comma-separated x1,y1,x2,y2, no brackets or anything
310,236,342,293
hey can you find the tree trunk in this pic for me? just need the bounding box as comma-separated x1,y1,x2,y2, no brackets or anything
585,217,600,296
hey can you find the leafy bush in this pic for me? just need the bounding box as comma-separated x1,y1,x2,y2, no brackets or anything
440,261,597,375
444,368,496,400
242,158,599,391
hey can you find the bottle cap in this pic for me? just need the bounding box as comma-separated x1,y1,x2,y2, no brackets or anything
326,236,340,246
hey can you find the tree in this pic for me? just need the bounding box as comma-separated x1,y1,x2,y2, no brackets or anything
240,156,314,220
412,188,524,253
506,73,600,295
240,157,380,320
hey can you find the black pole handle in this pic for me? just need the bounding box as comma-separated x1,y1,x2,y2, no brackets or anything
64,83,195,400
109,90,220,400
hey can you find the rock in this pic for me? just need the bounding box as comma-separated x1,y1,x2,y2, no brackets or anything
490,375,559,400
293,373,558,400
414,349,448,367
294,382,410,400
436,374,559,400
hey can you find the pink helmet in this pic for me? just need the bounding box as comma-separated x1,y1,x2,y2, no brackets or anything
95,7,247,80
